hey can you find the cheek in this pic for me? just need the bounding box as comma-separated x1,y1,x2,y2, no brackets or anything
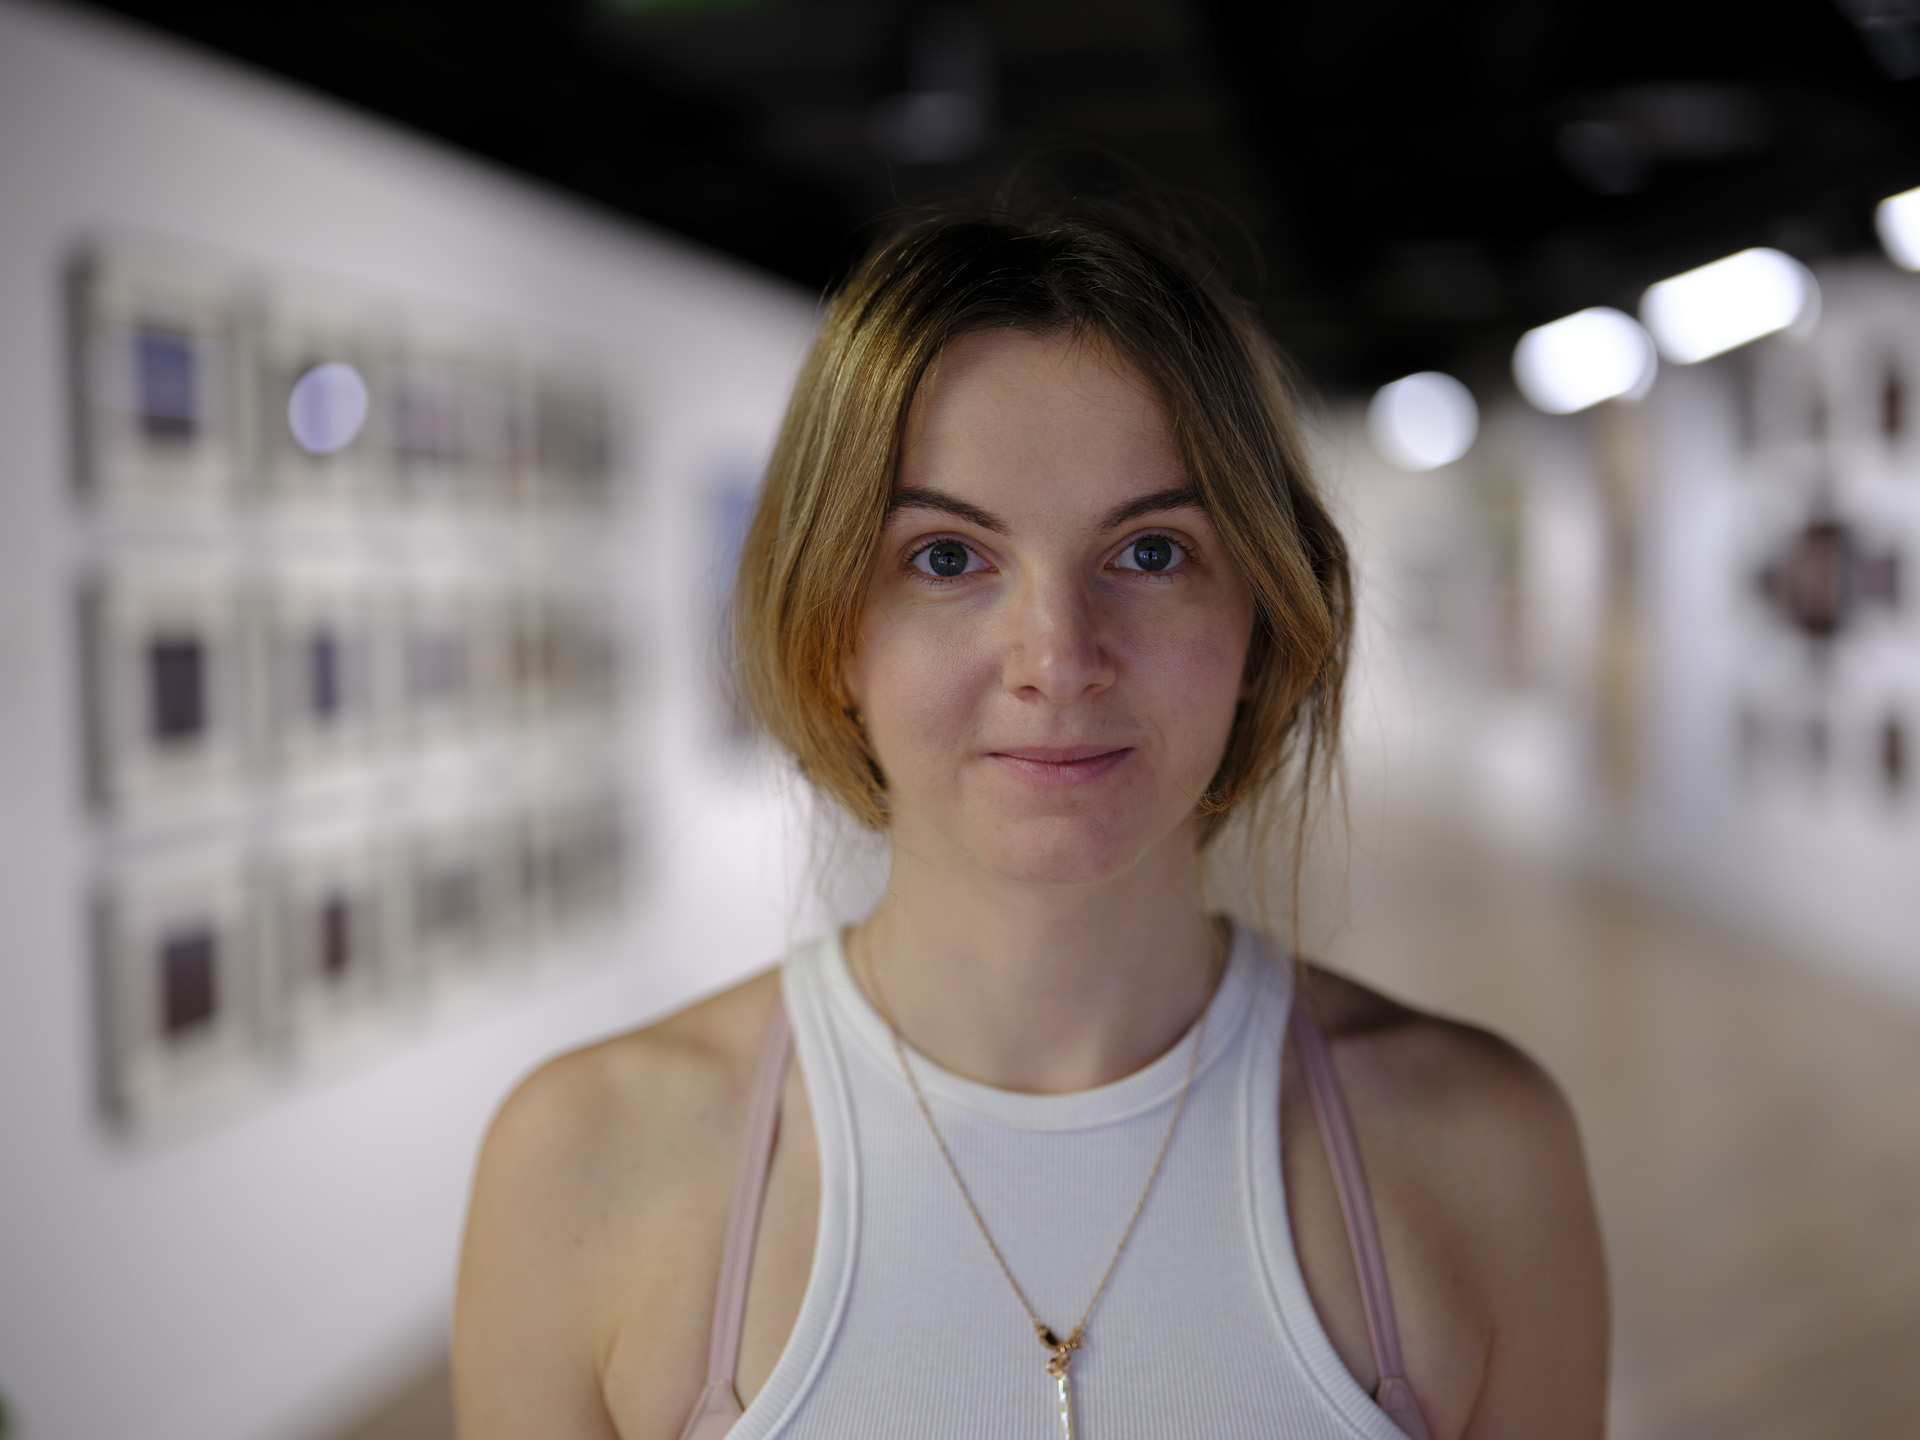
849,606,996,767
1126,602,1253,765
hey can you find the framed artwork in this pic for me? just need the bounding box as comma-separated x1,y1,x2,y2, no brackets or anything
707,465,761,754
256,579,381,774
509,588,622,723
96,843,266,1127
82,563,246,823
395,586,502,742
73,242,245,517
71,232,635,1131
389,349,513,509
539,785,630,933
396,818,507,977
515,372,612,511
262,823,391,1044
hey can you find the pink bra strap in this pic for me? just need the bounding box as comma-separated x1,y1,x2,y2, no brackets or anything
679,998,791,1439
1290,1002,1436,1440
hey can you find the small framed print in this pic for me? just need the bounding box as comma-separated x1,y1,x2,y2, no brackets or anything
396,818,507,978
395,585,521,742
460,809,539,964
257,581,380,773
96,844,267,1128
262,827,389,1043
1878,709,1909,799
538,785,630,934
502,801,558,948
73,242,245,516
388,350,513,509
507,589,623,724
550,593,623,718
395,588,496,742
503,593,551,725
515,371,612,512
82,564,246,822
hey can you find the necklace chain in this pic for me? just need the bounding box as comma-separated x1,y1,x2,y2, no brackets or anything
861,932,1222,1376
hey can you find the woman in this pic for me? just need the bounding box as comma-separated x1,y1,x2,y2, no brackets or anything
453,202,1609,1440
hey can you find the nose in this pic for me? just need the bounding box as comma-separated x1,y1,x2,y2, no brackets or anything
999,568,1116,705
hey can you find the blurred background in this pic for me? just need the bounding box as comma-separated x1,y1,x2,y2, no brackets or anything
0,1,1916,1437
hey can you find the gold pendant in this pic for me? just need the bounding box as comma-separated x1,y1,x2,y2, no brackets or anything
1039,1324,1081,1440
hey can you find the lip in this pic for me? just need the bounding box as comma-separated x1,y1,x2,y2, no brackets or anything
986,745,1134,785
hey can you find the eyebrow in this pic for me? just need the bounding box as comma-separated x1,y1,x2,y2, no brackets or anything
887,486,1009,533
1099,486,1207,530
887,483,1207,535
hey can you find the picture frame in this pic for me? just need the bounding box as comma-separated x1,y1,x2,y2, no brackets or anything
82,560,247,825
95,841,267,1130
72,240,245,518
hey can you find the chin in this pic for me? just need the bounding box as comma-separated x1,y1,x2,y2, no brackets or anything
969,813,1172,889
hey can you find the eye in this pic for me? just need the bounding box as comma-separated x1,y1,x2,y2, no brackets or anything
1112,533,1187,574
909,538,986,580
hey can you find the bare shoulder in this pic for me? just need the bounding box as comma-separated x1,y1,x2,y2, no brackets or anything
1295,964,1609,1436
453,967,785,1440
1296,964,1588,1195
480,965,783,1197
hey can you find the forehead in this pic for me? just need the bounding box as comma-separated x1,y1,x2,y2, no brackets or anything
897,328,1182,505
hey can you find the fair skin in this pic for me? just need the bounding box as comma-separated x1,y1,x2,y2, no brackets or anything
454,329,1610,1440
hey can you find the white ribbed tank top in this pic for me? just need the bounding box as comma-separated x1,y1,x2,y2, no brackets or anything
728,925,1413,1440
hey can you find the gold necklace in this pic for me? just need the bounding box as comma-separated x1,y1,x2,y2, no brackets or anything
862,934,1222,1440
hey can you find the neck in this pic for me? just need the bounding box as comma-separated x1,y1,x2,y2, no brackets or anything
850,825,1223,1094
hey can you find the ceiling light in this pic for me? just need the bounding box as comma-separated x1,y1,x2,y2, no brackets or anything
1512,308,1657,415
1639,248,1819,364
288,362,369,456
1367,372,1479,471
1877,185,1920,270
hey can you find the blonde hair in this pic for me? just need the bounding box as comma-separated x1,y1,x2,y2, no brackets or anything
734,200,1350,869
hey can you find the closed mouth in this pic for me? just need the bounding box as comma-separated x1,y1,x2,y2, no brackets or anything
990,745,1129,764
986,746,1134,783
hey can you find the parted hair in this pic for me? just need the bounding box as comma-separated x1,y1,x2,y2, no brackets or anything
733,197,1351,851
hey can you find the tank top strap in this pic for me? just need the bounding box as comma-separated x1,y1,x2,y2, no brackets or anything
1288,1000,1436,1440
677,997,792,1440
682,967,1435,1440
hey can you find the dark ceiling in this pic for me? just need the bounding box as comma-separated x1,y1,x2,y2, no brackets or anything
88,0,1920,394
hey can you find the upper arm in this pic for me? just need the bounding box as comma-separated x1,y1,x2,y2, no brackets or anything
453,1055,625,1440
1449,1042,1609,1440
1305,970,1609,1440
451,977,777,1440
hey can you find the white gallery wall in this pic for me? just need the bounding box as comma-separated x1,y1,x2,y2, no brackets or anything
1633,263,1920,1000
0,4,825,1439
1329,262,1920,1005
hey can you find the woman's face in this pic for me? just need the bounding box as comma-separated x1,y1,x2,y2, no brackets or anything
846,327,1256,888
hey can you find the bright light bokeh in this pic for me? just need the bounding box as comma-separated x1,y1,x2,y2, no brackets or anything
1640,248,1818,364
1876,185,1920,271
1512,307,1657,415
287,361,369,455
1367,371,1480,470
